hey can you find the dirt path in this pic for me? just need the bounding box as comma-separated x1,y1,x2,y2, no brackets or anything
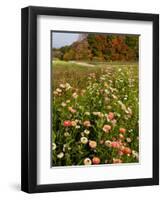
68,61,95,67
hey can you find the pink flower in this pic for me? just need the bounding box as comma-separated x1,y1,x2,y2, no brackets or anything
68,107,76,113
83,120,91,127
102,125,111,133
119,128,126,134
113,158,122,164
118,150,124,156
119,133,124,139
107,112,114,120
111,119,117,127
92,157,100,164
100,140,104,144
89,140,97,149
71,121,77,126
111,141,121,149
122,147,132,154
63,120,72,127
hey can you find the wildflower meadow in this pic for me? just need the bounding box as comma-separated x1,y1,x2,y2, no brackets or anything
52,32,139,167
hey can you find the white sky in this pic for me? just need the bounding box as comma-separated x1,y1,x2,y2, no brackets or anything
52,32,81,48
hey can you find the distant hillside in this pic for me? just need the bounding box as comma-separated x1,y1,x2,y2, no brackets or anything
52,34,139,62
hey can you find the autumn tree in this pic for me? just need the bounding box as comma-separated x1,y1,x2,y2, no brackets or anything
52,33,139,62
73,39,92,61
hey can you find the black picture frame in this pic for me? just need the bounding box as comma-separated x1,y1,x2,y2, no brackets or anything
21,6,159,193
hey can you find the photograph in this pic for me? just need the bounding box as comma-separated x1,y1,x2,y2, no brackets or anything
51,31,139,167
21,6,159,193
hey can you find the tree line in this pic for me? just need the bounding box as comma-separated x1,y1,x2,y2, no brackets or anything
52,34,139,62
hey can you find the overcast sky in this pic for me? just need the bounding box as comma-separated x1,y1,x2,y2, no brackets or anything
52,32,81,48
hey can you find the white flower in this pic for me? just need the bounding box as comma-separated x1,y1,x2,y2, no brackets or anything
63,144,68,148
85,112,90,116
64,132,70,137
112,94,118,99
61,102,66,107
121,104,127,111
93,112,100,116
81,132,84,137
126,137,132,143
84,129,90,135
63,144,68,152
117,100,123,105
84,158,92,165
53,91,58,95
80,137,88,144
125,107,132,115
56,88,62,93
65,83,71,90
57,152,64,159
75,125,80,129
116,113,121,118
132,150,139,160
72,92,78,99
65,83,70,87
118,100,128,111
52,143,56,150
98,112,104,118
92,112,103,117
100,77,106,81
60,83,66,88
105,140,112,147
104,89,109,94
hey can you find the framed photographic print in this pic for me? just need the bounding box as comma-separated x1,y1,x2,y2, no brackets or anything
21,6,159,193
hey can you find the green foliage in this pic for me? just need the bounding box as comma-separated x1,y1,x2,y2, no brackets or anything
125,36,139,59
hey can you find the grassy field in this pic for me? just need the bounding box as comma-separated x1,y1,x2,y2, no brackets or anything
52,60,139,166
